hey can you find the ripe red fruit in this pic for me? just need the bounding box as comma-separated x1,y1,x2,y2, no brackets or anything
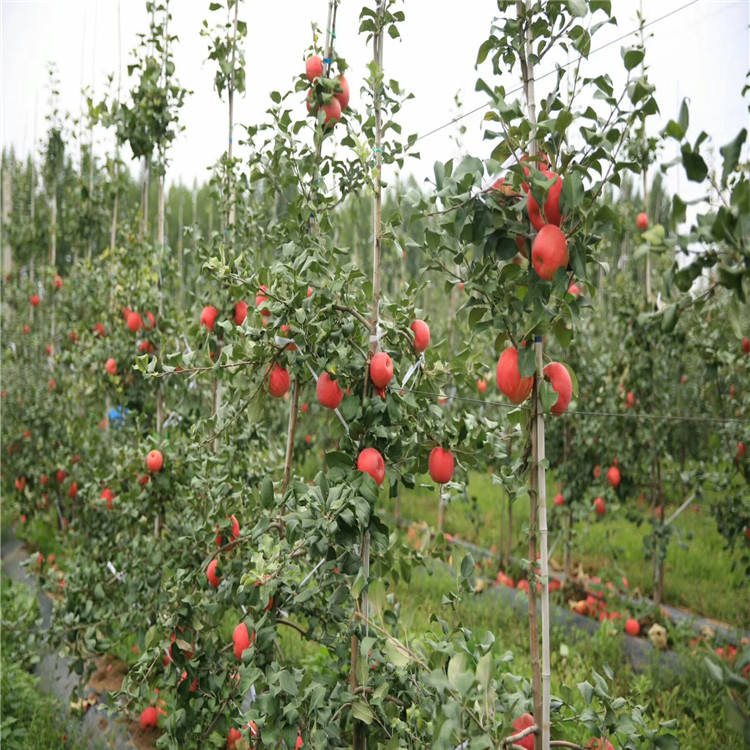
568,283,581,298
321,97,342,127
54,274,63,290
127,311,143,332
140,706,158,730
477,378,487,394
428,446,455,484
30,294,40,307
607,465,621,489
268,363,291,398
200,305,219,332
56,469,66,483
542,362,572,416
335,74,350,110
22,325,30,334
296,732,303,750
45,345,52,355
207,559,222,588
626,391,635,408
256,286,270,316
496,347,533,404
511,713,535,750
233,622,251,660
143,311,155,330
93,322,105,337
532,225,569,281
743,338,750,355
526,170,563,230
316,372,343,410
147,450,163,473
410,320,430,352
234,301,248,325
67,481,78,498
624,618,640,636
554,493,564,507
69,330,78,342
496,572,515,588
105,358,117,376
216,515,240,549
370,352,394,389
636,212,649,231
227,727,243,749
593,497,606,516
14,477,26,491
586,739,615,750
305,55,323,82
139,340,154,354
357,448,386,487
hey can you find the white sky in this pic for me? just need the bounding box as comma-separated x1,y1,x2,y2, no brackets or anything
1,0,749,197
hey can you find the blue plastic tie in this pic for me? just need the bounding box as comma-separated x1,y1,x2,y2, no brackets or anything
535,335,542,343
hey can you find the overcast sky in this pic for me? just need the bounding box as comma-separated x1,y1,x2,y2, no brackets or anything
1,0,749,199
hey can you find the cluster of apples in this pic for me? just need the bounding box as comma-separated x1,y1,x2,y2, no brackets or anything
495,346,573,418
304,55,350,127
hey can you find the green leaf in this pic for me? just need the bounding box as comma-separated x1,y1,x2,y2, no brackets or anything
678,97,690,132
385,639,410,668
704,656,724,684
719,128,747,186
552,319,572,349
681,145,708,182
660,304,679,334
518,346,536,378
578,680,594,704
566,0,587,17
352,700,374,724
621,46,644,71
460,553,475,580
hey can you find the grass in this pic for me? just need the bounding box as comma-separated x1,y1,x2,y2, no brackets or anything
380,469,749,628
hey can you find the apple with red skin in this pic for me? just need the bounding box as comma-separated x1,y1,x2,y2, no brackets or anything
370,352,393,389
496,347,533,404
428,446,454,484
67,481,78,498
357,448,385,486
737,442,746,461
268,363,290,398
256,286,271,316
477,378,487,394
54,274,63,290
305,55,323,82
232,301,248,326
410,320,430,352
93,322,105,337
587,739,614,750
316,372,343,410
100,488,115,509
227,728,243,749
626,391,635,408
624,618,640,636
554,493,564,507
526,170,563,230
14,477,26,491
335,75,350,110
568,283,581,297
140,706,158,730
542,362,572,416
593,497,606,516
127,311,143,332
607,465,621,488
216,515,240,548
743,338,750,355
511,713,535,750
30,294,40,307
200,305,219,331
207,559,222,588
105,358,117,376
233,622,253,660
147,450,163,473
636,212,649,231
496,571,514,588
532,225,569,281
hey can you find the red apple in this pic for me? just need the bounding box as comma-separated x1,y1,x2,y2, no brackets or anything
542,362,572,416
105,358,117,376
586,739,614,750
357,448,385,487
56,469,66,483
227,728,243,749
234,301,248,325
624,618,640,636
554,493,564,507
233,622,252,660
335,75,350,110
593,497,606,516
22,324,30,334
511,712,535,750
207,559,222,588
54,275,63,290
370,352,393,389
496,572,515,588
636,212,648,231
568,283,581,298
410,320,430,352
526,170,563,230
532,225,569,281
127,311,143,332
268,363,290,398
216,515,240,549
93,322,105,337
147,450,163,473
321,97,342,127
626,391,635,408
737,442,746,460
140,706,158,730
743,338,750,355
139,341,154,354
14,476,26,491
67,481,78,498
428,446,455,484
200,305,219,331
477,378,487,394
256,286,270,316
316,372,343,410
305,55,323,82
30,294,40,307
100,488,115,509
607,465,621,489
496,347,533,404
